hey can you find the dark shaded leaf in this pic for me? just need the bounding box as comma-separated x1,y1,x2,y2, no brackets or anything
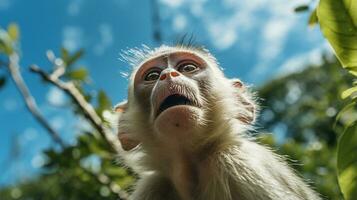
61,48,69,65
68,49,84,67
294,5,309,13
61,48,84,67
96,90,112,116
0,76,6,89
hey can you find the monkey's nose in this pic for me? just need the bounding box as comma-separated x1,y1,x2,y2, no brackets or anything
159,71,180,80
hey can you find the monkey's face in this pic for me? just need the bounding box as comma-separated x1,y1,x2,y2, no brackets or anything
133,51,213,138
116,47,255,151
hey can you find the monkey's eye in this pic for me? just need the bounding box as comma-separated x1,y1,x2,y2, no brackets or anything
178,63,199,73
144,70,161,81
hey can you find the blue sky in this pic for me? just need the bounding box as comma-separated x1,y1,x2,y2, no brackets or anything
0,0,328,186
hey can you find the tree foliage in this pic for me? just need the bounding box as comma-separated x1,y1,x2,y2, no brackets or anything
0,25,133,200
257,57,353,199
259,57,354,146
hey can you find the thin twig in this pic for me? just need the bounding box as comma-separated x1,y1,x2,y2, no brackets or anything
46,50,66,79
6,53,66,148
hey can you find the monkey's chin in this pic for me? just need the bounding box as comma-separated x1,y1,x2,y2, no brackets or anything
154,105,203,136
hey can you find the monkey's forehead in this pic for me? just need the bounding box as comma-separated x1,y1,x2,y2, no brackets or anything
120,45,217,69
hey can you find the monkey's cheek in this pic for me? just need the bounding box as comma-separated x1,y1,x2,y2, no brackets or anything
154,106,203,136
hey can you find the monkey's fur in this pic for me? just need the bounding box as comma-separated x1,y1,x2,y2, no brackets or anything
115,45,321,200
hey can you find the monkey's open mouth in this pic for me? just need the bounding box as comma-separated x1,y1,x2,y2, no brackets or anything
157,94,196,116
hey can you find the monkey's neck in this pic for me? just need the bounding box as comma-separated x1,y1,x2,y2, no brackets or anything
169,151,198,200
155,122,239,200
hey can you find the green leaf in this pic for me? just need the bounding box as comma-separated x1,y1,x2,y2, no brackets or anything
61,48,69,65
7,23,19,41
61,48,84,67
0,76,6,89
308,9,318,27
66,68,88,81
68,49,84,67
317,0,357,68
335,101,356,125
337,122,357,200
0,38,5,52
341,86,357,99
294,5,309,13
97,90,111,114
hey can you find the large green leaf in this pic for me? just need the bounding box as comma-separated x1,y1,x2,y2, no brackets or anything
317,0,357,68
337,122,357,200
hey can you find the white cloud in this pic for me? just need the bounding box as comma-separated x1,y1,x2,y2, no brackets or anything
158,0,326,83
46,87,66,106
94,24,113,56
23,127,38,141
246,1,300,79
259,17,296,62
62,26,83,52
172,14,187,32
161,0,301,51
159,0,184,8
277,47,324,76
67,0,83,16
207,22,237,50
50,116,65,131
0,0,10,10
74,117,92,132
31,154,46,168
189,0,208,16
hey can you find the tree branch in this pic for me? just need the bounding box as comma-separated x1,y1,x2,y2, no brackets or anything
30,65,121,152
6,53,66,148
29,63,127,200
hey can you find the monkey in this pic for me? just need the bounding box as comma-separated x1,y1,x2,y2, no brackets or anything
114,45,321,200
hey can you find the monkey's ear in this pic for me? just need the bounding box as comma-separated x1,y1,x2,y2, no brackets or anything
114,100,128,113
118,132,140,151
114,100,141,151
232,79,244,89
231,79,256,124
